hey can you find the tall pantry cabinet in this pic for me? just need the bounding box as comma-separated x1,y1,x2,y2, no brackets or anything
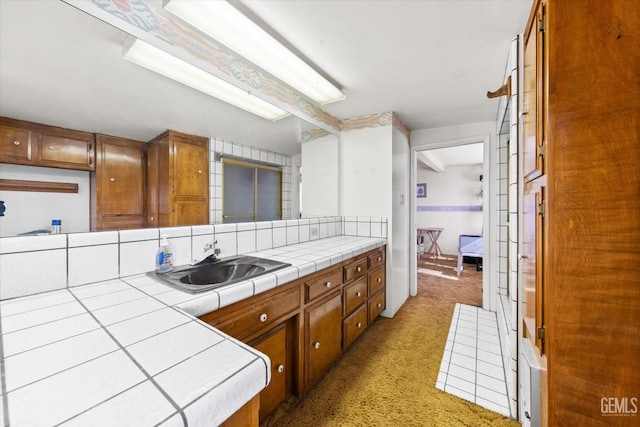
93,134,145,230
521,0,640,425
146,130,209,227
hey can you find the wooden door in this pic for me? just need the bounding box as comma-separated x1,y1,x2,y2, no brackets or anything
0,121,32,163
522,0,546,181
305,290,342,387
95,135,145,230
523,183,545,355
172,134,208,199
251,323,291,423
36,127,95,171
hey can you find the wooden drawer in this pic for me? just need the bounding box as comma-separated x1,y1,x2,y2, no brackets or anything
368,267,385,296
368,249,385,269
343,275,368,316
305,267,341,303
369,291,385,322
343,303,368,348
343,257,368,283
199,284,300,341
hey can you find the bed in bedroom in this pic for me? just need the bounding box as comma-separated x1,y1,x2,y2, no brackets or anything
457,234,483,276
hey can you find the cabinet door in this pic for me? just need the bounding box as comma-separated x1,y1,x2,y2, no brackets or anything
522,0,546,181
306,290,342,387
251,323,290,423
172,135,208,199
523,183,545,355
0,123,32,163
36,128,95,170
95,135,145,230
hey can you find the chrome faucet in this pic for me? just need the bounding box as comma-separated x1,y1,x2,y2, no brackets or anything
192,240,221,265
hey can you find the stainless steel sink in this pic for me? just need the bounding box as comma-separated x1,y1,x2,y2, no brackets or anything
152,256,291,293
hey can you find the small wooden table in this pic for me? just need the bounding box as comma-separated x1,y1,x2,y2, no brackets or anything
417,227,444,259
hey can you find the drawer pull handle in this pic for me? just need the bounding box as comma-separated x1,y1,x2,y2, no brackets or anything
48,145,55,150
277,364,285,373
377,257,382,262
13,140,20,146
356,266,362,273
325,281,332,288
377,303,382,308
356,291,362,297
110,177,116,182
357,322,362,328
313,342,320,350
377,278,382,283
259,313,268,322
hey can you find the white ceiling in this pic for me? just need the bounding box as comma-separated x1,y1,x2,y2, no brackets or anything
0,0,531,156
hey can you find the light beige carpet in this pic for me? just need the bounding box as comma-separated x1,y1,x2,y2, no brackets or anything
261,255,519,426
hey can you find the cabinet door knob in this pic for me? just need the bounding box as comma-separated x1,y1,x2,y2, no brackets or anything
356,322,362,328
277,364,285,373
325,281,332,288
313,342,320,350
259,313,268,322
110,177,116,182
356,291,362,297
377,257,382,262
356,266,362,272
48,145,55,150
377,278,382,283
149,216,155,221
198,169,202,174
13,140,20,146
377,303,382,308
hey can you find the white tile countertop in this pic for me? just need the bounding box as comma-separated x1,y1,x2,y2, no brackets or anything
0,235,386,426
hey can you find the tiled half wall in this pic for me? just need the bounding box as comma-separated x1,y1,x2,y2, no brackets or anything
0,217,387,301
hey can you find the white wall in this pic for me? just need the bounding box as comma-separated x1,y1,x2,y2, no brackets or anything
301,134,339,216
290,153,301,219
340,126,392,217
390,126,410,318
341,125,410,318
0,164,90,237
416,164,483,254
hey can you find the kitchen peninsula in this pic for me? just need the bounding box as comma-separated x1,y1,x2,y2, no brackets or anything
0,218,387,426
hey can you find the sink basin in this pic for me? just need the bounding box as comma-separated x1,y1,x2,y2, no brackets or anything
152,255,291,293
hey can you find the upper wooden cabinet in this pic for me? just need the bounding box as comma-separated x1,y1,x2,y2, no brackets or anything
145,130,209,227
521,0,640,425
93,134,145,231
522,0,546,182
0,120,32,162
0,117,95,171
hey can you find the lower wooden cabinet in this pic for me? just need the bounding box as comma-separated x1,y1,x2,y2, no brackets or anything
305,290,343,387
199,246,386,423
249,322,292,423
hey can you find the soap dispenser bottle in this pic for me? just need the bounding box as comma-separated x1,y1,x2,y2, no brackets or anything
156,235,173,272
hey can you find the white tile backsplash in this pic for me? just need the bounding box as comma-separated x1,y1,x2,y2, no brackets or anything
0,217,388,300
120,240,157,277
237,230,256,255
68,244,119,286
0,249,67,299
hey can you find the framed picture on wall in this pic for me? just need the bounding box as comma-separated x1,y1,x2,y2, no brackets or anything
417,183,427,198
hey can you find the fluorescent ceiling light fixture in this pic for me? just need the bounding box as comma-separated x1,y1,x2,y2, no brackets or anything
163,0,345,105
122,38,289,121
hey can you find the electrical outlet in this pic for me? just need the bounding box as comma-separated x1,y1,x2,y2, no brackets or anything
310,226,319,237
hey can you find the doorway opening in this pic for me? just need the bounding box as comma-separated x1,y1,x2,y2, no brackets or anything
410,135,494,311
